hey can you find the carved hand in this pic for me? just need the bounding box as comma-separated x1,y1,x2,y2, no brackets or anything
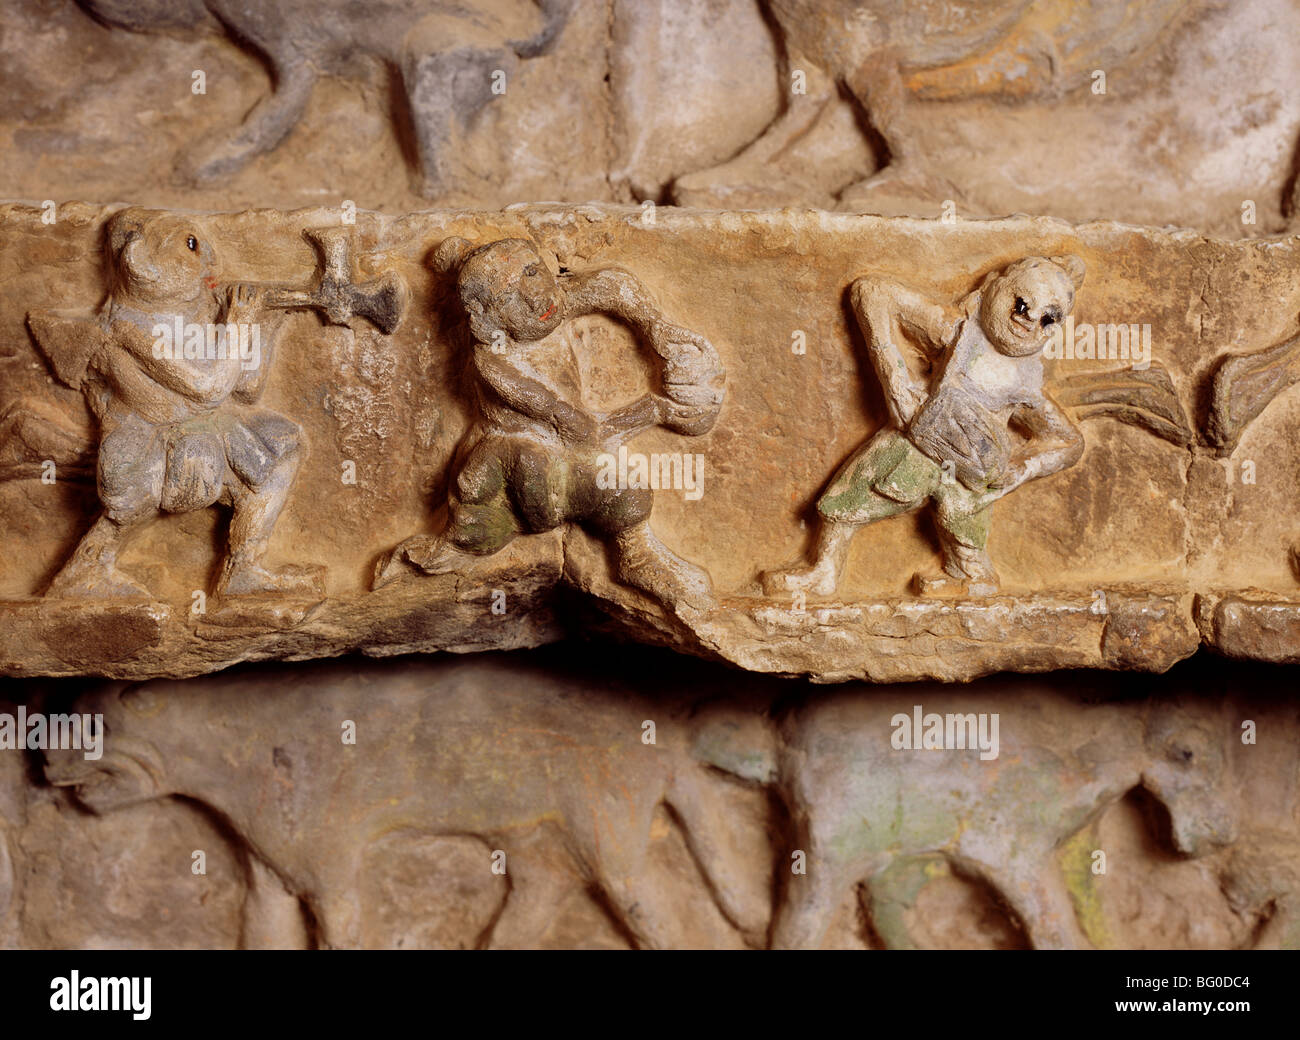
225,283,265,323
553,401,598,446
652,323,724,406
986,460,1028,492
654,394,719,433
601,394,659,441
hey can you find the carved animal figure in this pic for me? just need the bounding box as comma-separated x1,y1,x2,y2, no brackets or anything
676,0,1194,208
375,236,725,616
694,685,1238,948
77,0,574,194
27,208,319,600
43,657,764,950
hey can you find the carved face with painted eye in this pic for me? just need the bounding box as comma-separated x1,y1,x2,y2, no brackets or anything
106,208,216,305
459,239,565,343
979,256,1083,358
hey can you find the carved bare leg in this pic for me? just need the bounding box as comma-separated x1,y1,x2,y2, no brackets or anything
372,535,485,588
185,59,318,185
373,497,519,589
761,518,856,597
612,521,716,614
914,504,999,597
217,453,323,598
45,514,151,599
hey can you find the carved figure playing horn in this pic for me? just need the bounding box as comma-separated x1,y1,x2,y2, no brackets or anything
26,209,405,601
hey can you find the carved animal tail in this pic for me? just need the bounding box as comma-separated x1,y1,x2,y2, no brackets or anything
1205,333,1300,456
511,0,575,59
1053,363,1195,448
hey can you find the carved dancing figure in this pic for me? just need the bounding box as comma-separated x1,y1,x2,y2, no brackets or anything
764,255,1088,598
375,236,724,614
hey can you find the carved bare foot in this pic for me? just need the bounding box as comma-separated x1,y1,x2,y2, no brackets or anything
911,571,1000,599
760,561,838,598
46,563,151,600
614,525,716,614
217,562,325,598
372,536,480,589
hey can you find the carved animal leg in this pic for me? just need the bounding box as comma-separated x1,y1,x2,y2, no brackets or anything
311,894,364,950
217,452,323,598
0,829,13,945
967,858,1089,950
761,518,858,598
45,514,151,599
770,852,849,950
861,856,944,950
185,59,319,185
484,841,573,950
611,521,716,614
665,777,771,943
1253,898,1300,950
403,47,517,198
672,52,835,206
239,855,310,950
837,53,955,209
592,861,686,951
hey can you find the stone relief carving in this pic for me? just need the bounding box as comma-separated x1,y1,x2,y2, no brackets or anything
674,0,1211,208
31,656,1291,950
24,209,406,603
77,0,575,194
42,659,766,950
763,255,1192,599
4,0,1300,967
3,202,1300,680
15,1,1287,233
697,692,1235,949
374,235,725,617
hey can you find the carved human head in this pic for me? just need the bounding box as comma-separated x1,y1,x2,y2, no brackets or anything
106,208,216,305
979,254,1086,358
435,236,565,343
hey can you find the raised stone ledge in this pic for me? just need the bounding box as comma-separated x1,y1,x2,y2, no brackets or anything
3,201,1300,680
